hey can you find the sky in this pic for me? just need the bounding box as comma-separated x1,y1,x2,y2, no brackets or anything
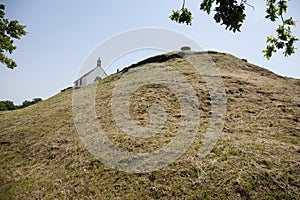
0,0,299,104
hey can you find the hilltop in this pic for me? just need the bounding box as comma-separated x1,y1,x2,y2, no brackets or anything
0,51,299,199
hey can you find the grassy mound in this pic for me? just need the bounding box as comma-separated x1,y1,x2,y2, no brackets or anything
0,51,299,199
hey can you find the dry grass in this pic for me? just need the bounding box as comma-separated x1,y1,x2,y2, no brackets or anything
0,51,299,199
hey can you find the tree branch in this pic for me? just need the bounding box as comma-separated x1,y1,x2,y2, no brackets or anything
241,0,255,11
279,0,285,26
182,0,186,10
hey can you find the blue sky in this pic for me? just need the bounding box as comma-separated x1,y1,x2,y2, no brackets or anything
0,0,299,104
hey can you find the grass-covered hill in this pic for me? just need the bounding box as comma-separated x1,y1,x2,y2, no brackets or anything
0,51,299,199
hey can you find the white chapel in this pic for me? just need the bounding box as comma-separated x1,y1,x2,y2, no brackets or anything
74,57,107,87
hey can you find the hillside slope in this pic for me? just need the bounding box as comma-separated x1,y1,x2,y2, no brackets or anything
0,51,299,199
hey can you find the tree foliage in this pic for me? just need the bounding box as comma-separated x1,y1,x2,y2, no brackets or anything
19,98,42,109
0,100,16,111
0,4,26,69
0,98,42,111
170,0,193,25
169,0,298,59
263,0,298,59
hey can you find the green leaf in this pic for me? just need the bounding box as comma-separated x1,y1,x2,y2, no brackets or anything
263,44,277,60
278,0,287,15
200,0,215,15
0,4,26,69
267,35,277,43
169,8,193,25
265,2,278,21
169,10,180,23
284,17,296,26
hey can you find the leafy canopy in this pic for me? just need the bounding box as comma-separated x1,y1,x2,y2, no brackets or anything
0,98,42,111
0,4,26,69
169,0,298,59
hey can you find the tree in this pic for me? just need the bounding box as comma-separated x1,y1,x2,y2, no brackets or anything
0,4,26,69
0,100,16,111
0,101,7,111
19,98,42,109
0,98,42,111
169,0,298,59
